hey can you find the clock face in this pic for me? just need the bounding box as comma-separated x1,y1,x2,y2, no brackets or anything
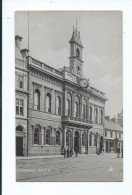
80,79,89,88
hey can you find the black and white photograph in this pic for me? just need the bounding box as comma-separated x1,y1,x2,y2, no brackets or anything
15,11,123,182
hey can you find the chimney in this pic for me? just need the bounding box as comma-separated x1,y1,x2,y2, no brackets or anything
21,49,29,58
15,35,23,50
105,116,110,122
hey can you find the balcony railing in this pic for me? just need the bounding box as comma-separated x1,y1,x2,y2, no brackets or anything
62,116,93,124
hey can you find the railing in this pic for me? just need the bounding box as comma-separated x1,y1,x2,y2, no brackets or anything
62,115,93,124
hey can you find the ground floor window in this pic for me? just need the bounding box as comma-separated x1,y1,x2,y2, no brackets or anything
34,128,39,144
56,131,60,145
89,134,92,146
94,135,97,146
46,129,50,145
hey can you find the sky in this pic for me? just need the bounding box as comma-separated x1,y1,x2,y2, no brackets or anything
15,11,123,118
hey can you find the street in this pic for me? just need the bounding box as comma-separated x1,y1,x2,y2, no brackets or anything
16,154,123,182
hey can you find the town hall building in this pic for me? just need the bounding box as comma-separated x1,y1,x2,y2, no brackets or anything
15,26,108,157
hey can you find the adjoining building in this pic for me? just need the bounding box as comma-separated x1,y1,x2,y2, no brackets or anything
104,116,123,153
15,26,108,157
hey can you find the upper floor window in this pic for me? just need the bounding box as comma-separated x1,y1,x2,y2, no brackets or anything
66,99,71,116
119,133,121,139
100,110,103,124
56,131,60,145
46,93,51,113
74,102,79,117
95,108,98,123
82,99,87,119
105,131,107,137
34,89,40,110
17,75,23,89
110,132,113,138
16,98,24,116
56,96,61,115
76,48,80,59
89,107,92,121
115,132,117,138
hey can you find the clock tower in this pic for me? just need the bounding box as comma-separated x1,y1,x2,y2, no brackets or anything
69,26,84,77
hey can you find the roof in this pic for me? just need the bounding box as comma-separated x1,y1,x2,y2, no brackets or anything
104,119,123,132
69,27,83,48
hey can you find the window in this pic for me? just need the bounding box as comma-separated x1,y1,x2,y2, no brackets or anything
46,93,51,113
16,98,24,116
119,133,121,139
110,132,113,138
17,75,23,89
89,134,92,146
34,89,40,110
16,126,23,131
66,99,71,116
105,131,107,137
34,128,39,145
89,107,92,121
94,135,97,146
74,102,79,117
100,110,103,124
82,104,86,119
76,48,80,59
115,132,117,138
95,108,98,123
46,129,50,145
56,131,60,145
56,96,61,115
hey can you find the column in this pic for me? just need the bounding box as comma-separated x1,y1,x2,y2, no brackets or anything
92,104,94,123
64,127,66,149
98,107,100,124
86,97,89,120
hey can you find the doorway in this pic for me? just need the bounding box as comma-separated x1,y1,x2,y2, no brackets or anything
16,137,23,156
74,131,80,151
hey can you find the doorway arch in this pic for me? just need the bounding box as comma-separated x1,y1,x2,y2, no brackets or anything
74,131,80,151
16,125,23,156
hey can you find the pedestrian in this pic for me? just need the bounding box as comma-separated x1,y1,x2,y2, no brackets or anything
64,148,67,158
67,147,70,158
70,148,72,157
75,147,78,157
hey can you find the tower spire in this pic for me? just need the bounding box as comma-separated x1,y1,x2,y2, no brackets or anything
76,17,77,30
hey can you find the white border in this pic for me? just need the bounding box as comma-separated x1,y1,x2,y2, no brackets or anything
2,0,132,195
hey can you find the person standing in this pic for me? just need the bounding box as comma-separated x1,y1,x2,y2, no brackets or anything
64,148,67,158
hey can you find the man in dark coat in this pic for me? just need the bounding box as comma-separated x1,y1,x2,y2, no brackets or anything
75,147,78,157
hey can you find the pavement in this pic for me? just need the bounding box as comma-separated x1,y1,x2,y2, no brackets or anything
16,153,123,182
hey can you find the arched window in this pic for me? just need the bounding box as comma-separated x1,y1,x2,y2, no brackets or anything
94,135,97,146
46,93,51,113
100,110,103,124
34,89,40,110
56,131,60,145
56,96,61,115
34,128,39,145
46,129,50,145
66,99,71,116
95,108,98,123
89,133,92,146
16,125,23,131
89,107,92,121
82,132,86,146
82,99,87,119
76,48,80,59
74,102,79,117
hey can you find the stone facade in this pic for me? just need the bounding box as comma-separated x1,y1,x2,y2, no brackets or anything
15,27,108,157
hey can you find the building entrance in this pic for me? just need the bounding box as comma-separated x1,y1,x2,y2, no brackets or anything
16,137,23,156
74,131,80,151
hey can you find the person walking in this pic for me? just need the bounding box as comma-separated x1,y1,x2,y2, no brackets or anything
64,148,67,158
75,147,78,157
